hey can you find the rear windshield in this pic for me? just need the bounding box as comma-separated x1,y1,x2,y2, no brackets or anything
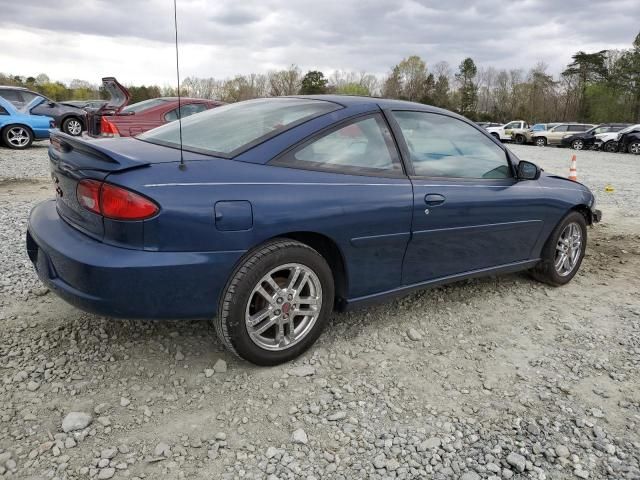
122,98,170,114
137,97,341,157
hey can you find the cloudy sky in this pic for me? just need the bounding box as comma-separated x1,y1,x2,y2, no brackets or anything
1,0,638,86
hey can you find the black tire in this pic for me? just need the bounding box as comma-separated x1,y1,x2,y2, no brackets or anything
214,239,335,365
1,125,33,149
514,134,525,144
629,141,640,155
603,141,618,153
534,137,547,147
62,117,84,136
531,211,587,286
490,132,500,141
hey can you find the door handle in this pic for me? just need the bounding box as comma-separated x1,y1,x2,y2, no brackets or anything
424,194,446,206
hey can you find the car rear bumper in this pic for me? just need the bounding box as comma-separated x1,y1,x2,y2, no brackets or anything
27,200,245,319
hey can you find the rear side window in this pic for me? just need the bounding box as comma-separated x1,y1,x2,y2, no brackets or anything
139,98,341,157
122,98,169,114
272,114,402,176
164,103,208,122
552,125,568,132
392,111,511,179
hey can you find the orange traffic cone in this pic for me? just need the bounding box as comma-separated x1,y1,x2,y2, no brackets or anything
569,155,577,181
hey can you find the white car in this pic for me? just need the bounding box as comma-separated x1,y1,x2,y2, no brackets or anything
595,124,640,152
485,120,528,142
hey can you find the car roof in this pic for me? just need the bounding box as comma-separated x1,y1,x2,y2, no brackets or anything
290,94,460,116
0,85,29,91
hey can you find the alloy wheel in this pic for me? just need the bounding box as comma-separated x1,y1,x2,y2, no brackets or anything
66,119,82,136
7,127,30,147
630,142,640,155
535,138,546,147
554,222,582,277
245,263,322,351
572,140,584,150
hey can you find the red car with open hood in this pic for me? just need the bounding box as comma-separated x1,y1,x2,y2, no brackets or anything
88,77,224,137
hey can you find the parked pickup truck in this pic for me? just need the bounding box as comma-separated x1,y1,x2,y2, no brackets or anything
485,121,529,142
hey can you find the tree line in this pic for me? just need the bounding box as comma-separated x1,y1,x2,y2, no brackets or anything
2,31,638,123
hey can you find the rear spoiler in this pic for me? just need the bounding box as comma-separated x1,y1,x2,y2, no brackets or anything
49,132,150,172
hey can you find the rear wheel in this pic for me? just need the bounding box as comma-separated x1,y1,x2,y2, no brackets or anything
534,137,547,147
603,141,618,153
62,117,83,136
629,142,640,155
2,125,33,149
214,239,334,365
571,139,584,150
514,134,526,144
531,211,587,286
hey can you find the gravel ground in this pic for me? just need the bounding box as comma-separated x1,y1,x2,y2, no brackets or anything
0,144,639,480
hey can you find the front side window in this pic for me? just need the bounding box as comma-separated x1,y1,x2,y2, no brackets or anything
273,114,402,176
139,98,340,157
392,111,511,179
531,124,546,131
552,125,568,132
504,122,520,129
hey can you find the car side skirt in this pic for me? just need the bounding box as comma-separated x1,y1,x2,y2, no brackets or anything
342,258,540,311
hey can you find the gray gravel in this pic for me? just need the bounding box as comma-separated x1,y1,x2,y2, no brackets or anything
0,144,639,479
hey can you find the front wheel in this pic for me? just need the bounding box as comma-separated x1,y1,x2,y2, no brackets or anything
629,142,640,155
534,137,547,147
2,125,33,149
214,239,335,365
514,134,526,145
491,132,500,141
571,139,584,150
531,211,587,286
62,117,83,136
603,141,618,153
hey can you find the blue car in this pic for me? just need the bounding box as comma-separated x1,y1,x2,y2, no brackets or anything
27,96,601,365
0,96,54,149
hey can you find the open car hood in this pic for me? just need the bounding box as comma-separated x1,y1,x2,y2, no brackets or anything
101,77,131,113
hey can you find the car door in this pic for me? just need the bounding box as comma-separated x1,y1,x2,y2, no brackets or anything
546,124,568,144
386,110,547,285
502,121,521,140
270,112,413,297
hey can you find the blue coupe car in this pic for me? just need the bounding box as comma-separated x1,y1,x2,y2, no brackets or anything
27,96,601,365
0,96,54,149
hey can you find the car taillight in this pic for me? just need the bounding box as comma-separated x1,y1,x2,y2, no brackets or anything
100,116,120,136
76,180,159,220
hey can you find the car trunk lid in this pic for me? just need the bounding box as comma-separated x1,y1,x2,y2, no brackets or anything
49,132,176,240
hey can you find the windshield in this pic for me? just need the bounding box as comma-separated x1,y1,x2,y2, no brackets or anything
121,98,170,114
531,124,546,131
619,124,640,134
138,97,341,157
21,96,45,113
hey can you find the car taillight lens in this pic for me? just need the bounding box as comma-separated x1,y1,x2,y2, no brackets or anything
100,116,120,136
76,180,159,220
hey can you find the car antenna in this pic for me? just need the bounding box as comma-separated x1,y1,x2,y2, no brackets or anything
173,0,186,170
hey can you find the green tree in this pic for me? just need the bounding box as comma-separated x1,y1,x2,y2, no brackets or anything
455,57,478,117
299,70,328,94
335,83,370,96
562,50,608,121
382,55,428,102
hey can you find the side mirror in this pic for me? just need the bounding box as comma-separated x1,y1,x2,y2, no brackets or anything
517,160,541,180
48,101,56,107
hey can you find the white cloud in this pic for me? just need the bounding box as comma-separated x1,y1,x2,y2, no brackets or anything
0,0,638,86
